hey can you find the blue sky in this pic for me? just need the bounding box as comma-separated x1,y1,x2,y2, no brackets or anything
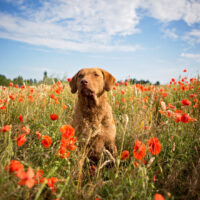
0,0,200,84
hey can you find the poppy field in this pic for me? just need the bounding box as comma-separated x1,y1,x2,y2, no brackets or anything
0,71,200,200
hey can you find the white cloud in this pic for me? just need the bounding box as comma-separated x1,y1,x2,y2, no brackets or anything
0,0,200,52
0,0,141,52
162,28,178,39
142,0,200,25
183,29,200,45
181,52,200,63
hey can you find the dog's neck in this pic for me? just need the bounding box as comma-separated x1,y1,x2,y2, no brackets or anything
77,91,107,110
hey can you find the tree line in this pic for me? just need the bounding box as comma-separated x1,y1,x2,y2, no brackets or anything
0,72,160,86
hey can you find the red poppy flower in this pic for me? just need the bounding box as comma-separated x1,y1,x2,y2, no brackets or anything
154,193,165,200
35,131,42,139
182,99,191,106
21,126,30,134
60,125,75,138
183,69,187,72
181,113,190,123
171,78,175,82
62,104,67,109
16,167,35,188
19,115,23,122
190,94,196,98
9,82,13,86
133,140,146,160
34,169,44,184
148,137,161,155
41,136,52,148
47,177,58,193
121,150,129,160
174,113,181,123
5,160,24,173
67,78,71,82
17,134,26,147
9,95,15,100
1,125,11,133
20,85,25,89
50,114,58,121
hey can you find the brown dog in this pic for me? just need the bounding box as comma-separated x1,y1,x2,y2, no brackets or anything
70,68,117,164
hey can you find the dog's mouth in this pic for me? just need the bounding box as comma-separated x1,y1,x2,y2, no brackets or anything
81,87,95,98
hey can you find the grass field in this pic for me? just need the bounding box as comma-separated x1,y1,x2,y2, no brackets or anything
0,72,200,200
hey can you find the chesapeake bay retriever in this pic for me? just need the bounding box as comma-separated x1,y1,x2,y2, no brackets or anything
70,68,117,164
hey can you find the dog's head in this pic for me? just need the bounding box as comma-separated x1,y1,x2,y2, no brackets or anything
70,68,116,98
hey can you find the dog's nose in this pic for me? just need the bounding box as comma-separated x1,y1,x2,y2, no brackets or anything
81,79,88,85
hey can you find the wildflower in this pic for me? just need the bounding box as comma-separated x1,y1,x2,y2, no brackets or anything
62,104,67,109
16,167,35,188
174,113,181,123
148,137,161,155
34,169,44,184
121,90,125,95
161,92,168,98
18,98,24,102
124,81,128,86
5,160,24,173
121,98,126,103
17,134,26,147
190,94,196,98
21,126,30,134
41,136,52,148
67,78,71,82
121,150,129,160
60,125,75,138
28,95,34,102
9,82,13,86
154,193,165,200
9,95,15,100
35,131,42,139
182,99,191,106
183,69,187,72
47,177,58,194
171,78,175,82
21,85,25,89
50,114,58,121
0,105,6,110
181,113,190,123
55,88,61,94
1,125,11,133
19,115,23,122
133,140,146,160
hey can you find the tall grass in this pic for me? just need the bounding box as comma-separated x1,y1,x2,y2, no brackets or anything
0,76,199,200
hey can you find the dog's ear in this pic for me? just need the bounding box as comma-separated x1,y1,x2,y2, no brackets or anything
100,69,116,91
69,72,78,93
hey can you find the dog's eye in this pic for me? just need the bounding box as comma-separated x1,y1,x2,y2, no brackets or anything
94,73,99,77
78,74,84,78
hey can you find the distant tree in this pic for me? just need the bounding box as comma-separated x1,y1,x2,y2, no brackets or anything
13,76,23,85
43,71,48,83
155,81,160,86
0,74,10,86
